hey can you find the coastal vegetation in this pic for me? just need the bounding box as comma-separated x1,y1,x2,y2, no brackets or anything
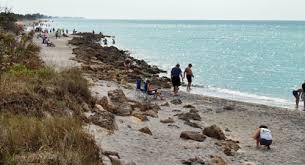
0,11,102,164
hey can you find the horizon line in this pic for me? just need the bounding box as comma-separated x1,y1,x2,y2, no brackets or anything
52,17,305,22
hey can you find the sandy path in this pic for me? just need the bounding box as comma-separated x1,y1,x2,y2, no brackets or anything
35,33,305,165
34,35,80,70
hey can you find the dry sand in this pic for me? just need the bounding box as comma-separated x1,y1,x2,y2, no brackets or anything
36,34,305,165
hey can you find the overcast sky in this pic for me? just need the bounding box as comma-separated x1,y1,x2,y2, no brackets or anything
2,0,305,20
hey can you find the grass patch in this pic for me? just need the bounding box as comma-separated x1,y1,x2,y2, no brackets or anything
0,114,101,164
0,66,94,117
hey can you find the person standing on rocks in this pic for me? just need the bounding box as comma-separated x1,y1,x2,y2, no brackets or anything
183,64,194,92
171,64,182,96
253,125,272,149
124,58,132,72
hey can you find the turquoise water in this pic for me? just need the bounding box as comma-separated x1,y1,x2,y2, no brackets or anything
52,19,305,107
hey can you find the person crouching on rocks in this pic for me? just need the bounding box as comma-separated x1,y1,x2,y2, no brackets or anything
253,125,272,149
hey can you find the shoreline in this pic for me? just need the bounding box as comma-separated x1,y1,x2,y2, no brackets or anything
114,42,296,110
33,28,305,164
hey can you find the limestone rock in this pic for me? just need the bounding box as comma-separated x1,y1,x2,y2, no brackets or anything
182,157,206,165
160,117,175,124
210,155,226,165
183,104,195,109
180,131,206,142
171,99,182,105
177,112,201,121
107,89,133,116
202,125,226,140
184,120,202,128
215,139,240,156
89,111,117,130
138,127,152,135
161,102,170,107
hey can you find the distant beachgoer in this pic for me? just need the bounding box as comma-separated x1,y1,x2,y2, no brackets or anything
124,58,132,72
183,64,194,92
112,38,115,45
52,28,55,32
66,29,69,34
293,83,305,110
103,38,108,46
171,64,182,96
253,125,272,149
73,29,77,34
147,80,164,100
55,31,59,39
92,30,95,34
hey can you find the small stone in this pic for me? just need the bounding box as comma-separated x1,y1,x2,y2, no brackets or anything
224,105,234,111
184,120,202,128
183,104,195,109
168,124,180,129
160,117,175,124
161,102,170,107
189,108,199,113
225,128,231,132
138,127,152,135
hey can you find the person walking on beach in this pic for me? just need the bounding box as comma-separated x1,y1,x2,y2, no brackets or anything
183,64,194,92
112,38,116,45
171,64,182,96
253,125,272,149
293,82,305,110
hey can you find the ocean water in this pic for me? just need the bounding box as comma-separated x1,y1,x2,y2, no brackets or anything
52,19,305,108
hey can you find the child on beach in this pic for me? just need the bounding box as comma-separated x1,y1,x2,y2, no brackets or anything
183,64,194,92
253,125,272,149
292,83,305,110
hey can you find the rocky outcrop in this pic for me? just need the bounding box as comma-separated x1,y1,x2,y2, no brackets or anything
180,131,206,142
138,127,153,135
202,125,226,140
69,33,171,88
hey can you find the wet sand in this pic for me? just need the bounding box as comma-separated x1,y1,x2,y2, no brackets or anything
35,33,305,165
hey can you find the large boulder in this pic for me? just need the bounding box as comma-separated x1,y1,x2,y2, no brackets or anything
88,111,117,130
107,89,133,116
180,131,206,142
202,125,226,140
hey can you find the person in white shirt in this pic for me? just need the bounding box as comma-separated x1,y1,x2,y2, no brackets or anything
253,125,272,149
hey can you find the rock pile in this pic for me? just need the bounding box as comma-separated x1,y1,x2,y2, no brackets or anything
69,33,171,88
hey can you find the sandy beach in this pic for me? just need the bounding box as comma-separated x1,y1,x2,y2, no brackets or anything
34,33,305,165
